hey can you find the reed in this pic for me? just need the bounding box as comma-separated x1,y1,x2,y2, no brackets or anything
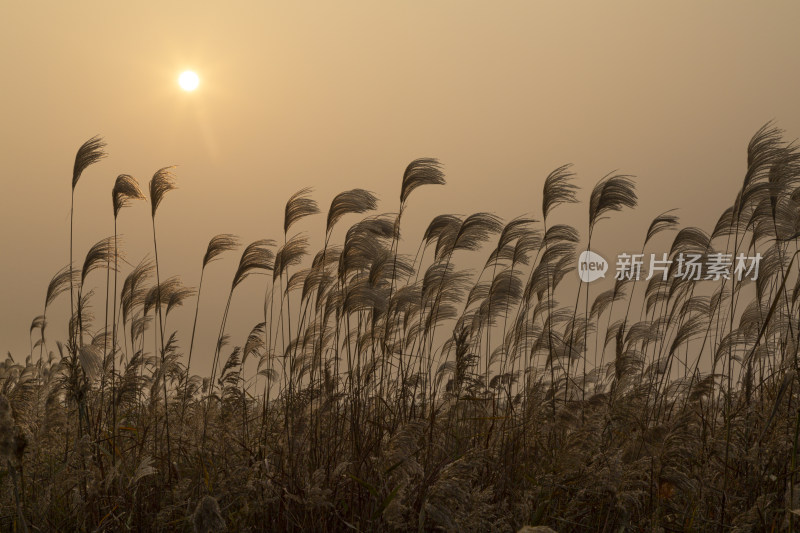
3,124,800,531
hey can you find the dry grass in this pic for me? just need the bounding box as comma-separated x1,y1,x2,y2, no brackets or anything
3,123,800,531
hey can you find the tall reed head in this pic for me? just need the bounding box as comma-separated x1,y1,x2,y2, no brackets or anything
112,174,145,218
148,166,177,218
326,188,378,235
72,135,106,191
542,163,578,221
400,157,445,206
285,187,320,234
589,173,637,230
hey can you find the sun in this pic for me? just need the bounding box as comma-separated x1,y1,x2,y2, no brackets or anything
179,70,199,91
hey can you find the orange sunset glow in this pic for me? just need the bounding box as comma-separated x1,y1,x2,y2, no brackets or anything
2,2,800,531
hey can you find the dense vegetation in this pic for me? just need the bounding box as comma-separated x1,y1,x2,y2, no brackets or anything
3,124,800,531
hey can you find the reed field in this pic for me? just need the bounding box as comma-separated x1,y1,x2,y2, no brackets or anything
4,123,800,531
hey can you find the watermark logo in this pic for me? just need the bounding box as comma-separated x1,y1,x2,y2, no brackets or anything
578,252,761,283
578,250,608,283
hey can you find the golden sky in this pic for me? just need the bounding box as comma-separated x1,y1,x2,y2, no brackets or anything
2,1,799,371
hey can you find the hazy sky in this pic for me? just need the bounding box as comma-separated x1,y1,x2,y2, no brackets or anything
2,2,799,373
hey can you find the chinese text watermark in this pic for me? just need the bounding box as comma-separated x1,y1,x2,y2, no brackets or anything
578,252,761,283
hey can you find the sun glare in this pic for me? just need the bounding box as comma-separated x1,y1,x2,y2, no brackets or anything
179,70,199,91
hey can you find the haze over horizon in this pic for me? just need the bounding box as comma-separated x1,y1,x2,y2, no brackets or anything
2,1,800,371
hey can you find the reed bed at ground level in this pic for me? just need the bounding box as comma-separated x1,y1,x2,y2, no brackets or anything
3,124,800,531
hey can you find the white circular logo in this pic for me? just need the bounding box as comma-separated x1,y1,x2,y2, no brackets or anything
578,250,608,283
